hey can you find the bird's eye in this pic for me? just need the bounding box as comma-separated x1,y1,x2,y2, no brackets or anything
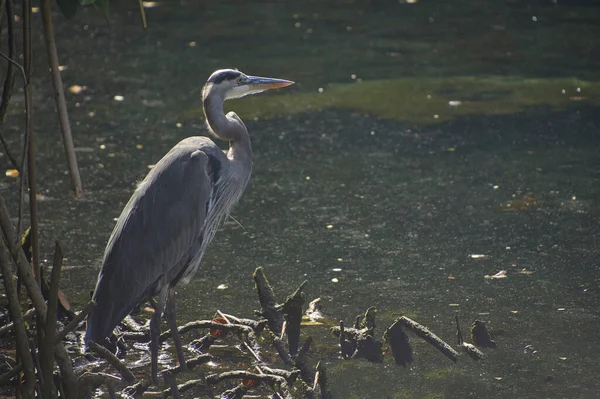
237,77,244,84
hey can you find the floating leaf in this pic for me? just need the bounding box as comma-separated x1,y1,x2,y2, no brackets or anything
484,270,507,279
5,169,19,178
516,268,534,275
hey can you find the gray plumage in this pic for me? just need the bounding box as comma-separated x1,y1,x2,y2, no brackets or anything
85,69,293,356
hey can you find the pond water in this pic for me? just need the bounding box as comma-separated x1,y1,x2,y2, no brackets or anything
1,0,599,397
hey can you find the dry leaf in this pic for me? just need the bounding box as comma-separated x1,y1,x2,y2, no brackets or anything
484,270,507,279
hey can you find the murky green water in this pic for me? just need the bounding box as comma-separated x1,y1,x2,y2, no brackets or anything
1,0,599,397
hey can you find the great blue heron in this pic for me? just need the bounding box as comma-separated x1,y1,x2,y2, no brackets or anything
84,69,293,382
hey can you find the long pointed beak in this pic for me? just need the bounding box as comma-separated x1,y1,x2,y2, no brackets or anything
246,76,294,90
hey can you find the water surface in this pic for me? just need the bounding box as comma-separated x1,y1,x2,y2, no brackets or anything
1,0,599,397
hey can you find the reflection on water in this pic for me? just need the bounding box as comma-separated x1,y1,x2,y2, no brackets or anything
1,0,599,397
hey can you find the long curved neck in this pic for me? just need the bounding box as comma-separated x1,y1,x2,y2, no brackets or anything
202,88,252,165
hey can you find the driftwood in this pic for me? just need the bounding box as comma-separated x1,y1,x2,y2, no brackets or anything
455,316,487,360
253,267,285,335
280,280,307,355
471,320,497,348
87,341,135,383
331,310,383,362
0,259,499,398
396,316,459,363
383,319,413,366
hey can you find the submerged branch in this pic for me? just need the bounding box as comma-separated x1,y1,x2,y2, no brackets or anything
87,341,136,383
397,316,459,363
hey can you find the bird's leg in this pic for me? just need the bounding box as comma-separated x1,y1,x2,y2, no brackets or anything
150,289,168,385
165,286,187,372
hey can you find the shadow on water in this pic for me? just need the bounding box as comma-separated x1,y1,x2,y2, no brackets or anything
1,0,599,397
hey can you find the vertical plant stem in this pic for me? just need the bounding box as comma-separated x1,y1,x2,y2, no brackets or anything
0,241,36,398
41,241,63,398
21,0,44,370
0,0,21,172
28,340,44,397
22,0,31,76
20,0,38,286
40,0,83,197
0,196,79,397
137,0,147,29
0,0,5,28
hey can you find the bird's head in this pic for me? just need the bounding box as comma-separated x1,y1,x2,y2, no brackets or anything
202,69,294,101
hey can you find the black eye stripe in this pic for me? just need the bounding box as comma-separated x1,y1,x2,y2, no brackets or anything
207,70,242,84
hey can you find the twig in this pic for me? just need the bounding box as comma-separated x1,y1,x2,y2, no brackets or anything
20,0,39,289
0,242,35,397
0,0,4,29
14,0,31,254
206,370,287,386
40,241,63,397
397,316,459,363
261,367,300,383
0,307,35,335
219,383,247,399
218,312,267,334
0,48,29,270
122,379,152,397
22,0,31,77
216,310,264,364
137,0,147,29
158,320,256,343
208,369,289,399
0,198,78,396
54,300,95,343
159,354,212,377
41,0,83,197
28,339,44,397
120,330,149,341
0,0,20,171
0,363,23,385
121,315,146,332
87,341,136,383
